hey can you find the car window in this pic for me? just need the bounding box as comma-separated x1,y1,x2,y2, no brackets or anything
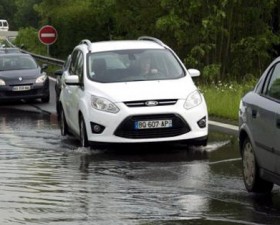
69,50,83,76
69,50,78,75
63,55,71,71
87,49,184,83
0,55,37,71
264,62,280,100
75,52,84,79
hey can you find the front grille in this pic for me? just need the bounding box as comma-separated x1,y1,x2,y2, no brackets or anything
5,89,38,97
114,114,190,139
125,99,177,107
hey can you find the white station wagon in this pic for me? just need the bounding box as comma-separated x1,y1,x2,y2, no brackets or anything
58,37,208,147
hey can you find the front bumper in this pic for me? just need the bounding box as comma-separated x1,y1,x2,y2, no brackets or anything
85,99,208,144
0,80,49,101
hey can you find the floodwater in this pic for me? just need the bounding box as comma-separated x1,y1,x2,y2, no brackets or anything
1,108,280,225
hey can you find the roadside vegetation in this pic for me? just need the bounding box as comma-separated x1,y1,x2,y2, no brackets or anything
1,0,280,121
198,80,257,123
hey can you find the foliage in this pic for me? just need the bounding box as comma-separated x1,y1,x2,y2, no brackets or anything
7,0,280,81
14,27,46,55
14,0,41,28
0,0,16,29
199,80,258,121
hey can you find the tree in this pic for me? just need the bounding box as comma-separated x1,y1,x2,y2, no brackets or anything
14,0,42,29
0,0,16,30
12,0,280,82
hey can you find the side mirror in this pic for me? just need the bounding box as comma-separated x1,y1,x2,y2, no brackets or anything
54,69,63,76
65,75,80,85
41,64,48,70
188,69,200,77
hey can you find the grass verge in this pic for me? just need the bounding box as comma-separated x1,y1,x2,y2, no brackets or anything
199,81,257,123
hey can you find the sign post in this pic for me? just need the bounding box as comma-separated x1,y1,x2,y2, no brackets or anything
38,25,58,56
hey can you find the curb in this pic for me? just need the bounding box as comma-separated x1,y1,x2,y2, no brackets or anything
209,120,238,136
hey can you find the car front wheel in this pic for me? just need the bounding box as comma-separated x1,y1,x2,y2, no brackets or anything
242,137,273,193
41,95,50,103
80,117,89,147
60,107,68,136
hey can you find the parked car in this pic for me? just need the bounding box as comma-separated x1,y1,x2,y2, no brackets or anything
58,36,208,147
54,54,71,113
239,56,280,193
0,47,21,54
0,19,9,31
0,52,49,103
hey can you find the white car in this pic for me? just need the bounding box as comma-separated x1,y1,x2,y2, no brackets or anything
58,36,208,147
0,20,9,31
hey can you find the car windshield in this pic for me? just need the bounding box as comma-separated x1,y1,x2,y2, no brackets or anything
87,49,184,83
0,55,38,71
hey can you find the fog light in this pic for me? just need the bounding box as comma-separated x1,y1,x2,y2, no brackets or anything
197,116,207,128
90,122,105,134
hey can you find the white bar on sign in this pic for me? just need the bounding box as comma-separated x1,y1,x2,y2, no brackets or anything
41,33,55,37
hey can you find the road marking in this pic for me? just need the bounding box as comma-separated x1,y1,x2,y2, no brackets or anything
209,120,238,131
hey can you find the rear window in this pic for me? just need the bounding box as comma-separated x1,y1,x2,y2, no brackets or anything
87,49,184,83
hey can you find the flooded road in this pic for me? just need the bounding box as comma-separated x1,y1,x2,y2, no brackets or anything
1,108,280,225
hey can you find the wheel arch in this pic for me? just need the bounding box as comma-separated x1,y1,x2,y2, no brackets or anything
239,128,249,155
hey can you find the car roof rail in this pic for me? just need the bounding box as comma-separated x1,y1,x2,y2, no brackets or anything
80,39,91,46
80,39,92,51
138,36,164,46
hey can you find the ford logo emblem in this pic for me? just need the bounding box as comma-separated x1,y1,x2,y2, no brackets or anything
145,100,158,106
18,77,23,81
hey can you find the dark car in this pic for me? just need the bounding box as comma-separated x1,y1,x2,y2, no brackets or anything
0,52,49,103
0,47,21,54
239,56,280,193
54,54,71,113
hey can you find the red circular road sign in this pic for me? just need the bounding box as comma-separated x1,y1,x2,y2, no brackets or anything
38,25,58,45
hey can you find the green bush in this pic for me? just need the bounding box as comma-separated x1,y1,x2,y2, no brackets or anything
199,80,257,122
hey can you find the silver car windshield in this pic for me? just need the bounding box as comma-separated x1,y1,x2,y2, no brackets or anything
87,49,184,83
0,55,37,71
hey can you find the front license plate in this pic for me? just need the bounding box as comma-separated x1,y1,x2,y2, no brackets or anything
134,119,172,129
12,86,31,91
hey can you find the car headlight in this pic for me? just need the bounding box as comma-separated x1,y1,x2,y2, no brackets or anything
0,79,5,85
35,73,47,84
184,90,202,109
91,95,120,113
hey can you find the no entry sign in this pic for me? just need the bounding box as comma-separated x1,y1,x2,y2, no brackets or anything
38,25,58,45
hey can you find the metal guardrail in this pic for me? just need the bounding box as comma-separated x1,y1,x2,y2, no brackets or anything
5,37,65,67
0,31,18,38
22,50,65,67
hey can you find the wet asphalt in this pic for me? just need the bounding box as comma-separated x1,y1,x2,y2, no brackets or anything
1,79,280,225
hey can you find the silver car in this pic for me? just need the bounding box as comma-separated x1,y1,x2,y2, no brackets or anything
239,56,280,193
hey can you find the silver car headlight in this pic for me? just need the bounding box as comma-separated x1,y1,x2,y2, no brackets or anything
184,90,202,109
35,73,47,84
91,95,120,113
0,79,5,85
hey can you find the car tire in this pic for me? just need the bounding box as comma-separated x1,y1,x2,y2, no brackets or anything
41,95,50,103
80,117,89,147
60,107,68,136
242,137,273,193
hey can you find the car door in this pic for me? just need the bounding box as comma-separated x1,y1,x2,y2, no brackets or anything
63,50,84,136
254,61,280,173
263,62,280,174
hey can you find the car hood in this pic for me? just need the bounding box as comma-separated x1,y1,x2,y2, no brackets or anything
89,77,198,102
0,68,41,84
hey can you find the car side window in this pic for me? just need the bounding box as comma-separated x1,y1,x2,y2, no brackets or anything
265,62,280,100
69,50,78,75
68,50,84,81
75,52,84,80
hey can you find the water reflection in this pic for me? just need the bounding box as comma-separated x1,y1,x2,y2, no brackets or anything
1,108,280,224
